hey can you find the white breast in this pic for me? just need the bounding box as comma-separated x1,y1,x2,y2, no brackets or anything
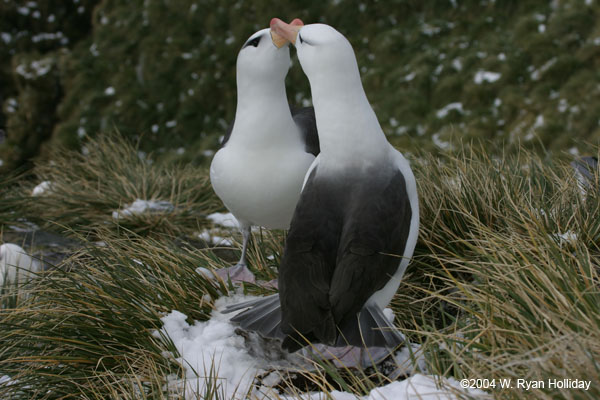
211,142,315,229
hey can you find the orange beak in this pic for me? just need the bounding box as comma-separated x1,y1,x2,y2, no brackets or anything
270,18,303,47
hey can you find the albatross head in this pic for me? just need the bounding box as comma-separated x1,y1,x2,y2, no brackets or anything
269,19,360,88
236,27,292,83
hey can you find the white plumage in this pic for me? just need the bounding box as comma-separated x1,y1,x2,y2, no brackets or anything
210,28,317,280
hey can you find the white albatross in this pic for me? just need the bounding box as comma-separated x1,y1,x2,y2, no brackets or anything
210,22,319,283
226,20,419,351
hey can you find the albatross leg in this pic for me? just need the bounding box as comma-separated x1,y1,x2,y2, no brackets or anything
215,224,256,284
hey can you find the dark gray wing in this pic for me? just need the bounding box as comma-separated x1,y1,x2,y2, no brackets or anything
291,106,320,156
278,167,412,350
278,167,342,349
329,170,412,324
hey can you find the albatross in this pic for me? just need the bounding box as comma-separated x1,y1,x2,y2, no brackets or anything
210,22,319,283
226,20,419,351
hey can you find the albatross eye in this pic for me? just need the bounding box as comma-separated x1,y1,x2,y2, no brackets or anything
244,36,261,48
299,34,305,44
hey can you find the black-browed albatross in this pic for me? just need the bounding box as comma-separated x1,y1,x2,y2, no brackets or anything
226,19,420,351
210,22,319,283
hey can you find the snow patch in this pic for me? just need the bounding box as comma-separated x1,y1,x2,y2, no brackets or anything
198,231,234,247
112,199,174,219
15,59,53,79
155,303,487,400
207,212,240,229
436,103,463,119
32,181,53,196
0,243,42,287
474,70,501,84
530,58,557,81
551,231,578,246
433,133,454,151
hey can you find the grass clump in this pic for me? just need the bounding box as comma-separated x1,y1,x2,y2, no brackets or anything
399,147,600,399
0,230,226,399
21,133,221,238
1,136,599,399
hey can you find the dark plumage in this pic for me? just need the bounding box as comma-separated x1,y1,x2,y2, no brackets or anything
278,166,411,350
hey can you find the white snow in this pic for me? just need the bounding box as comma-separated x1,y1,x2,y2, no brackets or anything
207,212,239,229
195,266,217,281
198,231,234,247
530,58,556,81
436,103,464,119
15,59,53,79
154,304,261,399
558,98,568,113
552,231,578,246
432,133,454,151
155,302,487,400
404,72,416,81
1,32,12,44
31,32,67,45
473,70,501,84
0,243,42,287
32,181,53,196
112,199,174,219
421,24,441,37
451,58,462,71
367,375,484,400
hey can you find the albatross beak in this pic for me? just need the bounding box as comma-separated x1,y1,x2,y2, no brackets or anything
270,18,303,47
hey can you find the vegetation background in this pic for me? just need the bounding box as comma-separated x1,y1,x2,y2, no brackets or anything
1,0,600,172
1,1,600,399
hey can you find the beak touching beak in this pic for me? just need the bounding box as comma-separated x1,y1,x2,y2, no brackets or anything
270,18,303,48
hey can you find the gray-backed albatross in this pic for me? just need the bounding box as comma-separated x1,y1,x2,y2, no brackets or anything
225,20,419,351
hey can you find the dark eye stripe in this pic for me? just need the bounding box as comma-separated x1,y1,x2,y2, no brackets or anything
243,36,261,48
299,34,304,44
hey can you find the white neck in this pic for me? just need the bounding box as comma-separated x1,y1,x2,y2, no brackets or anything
228,76,300,149
309,69,389,169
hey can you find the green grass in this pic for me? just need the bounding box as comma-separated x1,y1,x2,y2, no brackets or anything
2,1,600,171
19,133,221,239
1,135,599,399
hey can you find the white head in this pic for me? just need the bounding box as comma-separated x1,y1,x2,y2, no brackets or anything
269,20,362,98
269,19,388,162
236,28,291,85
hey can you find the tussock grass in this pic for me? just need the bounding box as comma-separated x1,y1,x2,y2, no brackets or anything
21,133,220,238
399,147,600,399
0,169,32,229
0,229,227,398
1,138,599,398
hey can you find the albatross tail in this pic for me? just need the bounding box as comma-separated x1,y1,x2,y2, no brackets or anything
224,294,403,350
335,304,404,348
223,294,285,340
